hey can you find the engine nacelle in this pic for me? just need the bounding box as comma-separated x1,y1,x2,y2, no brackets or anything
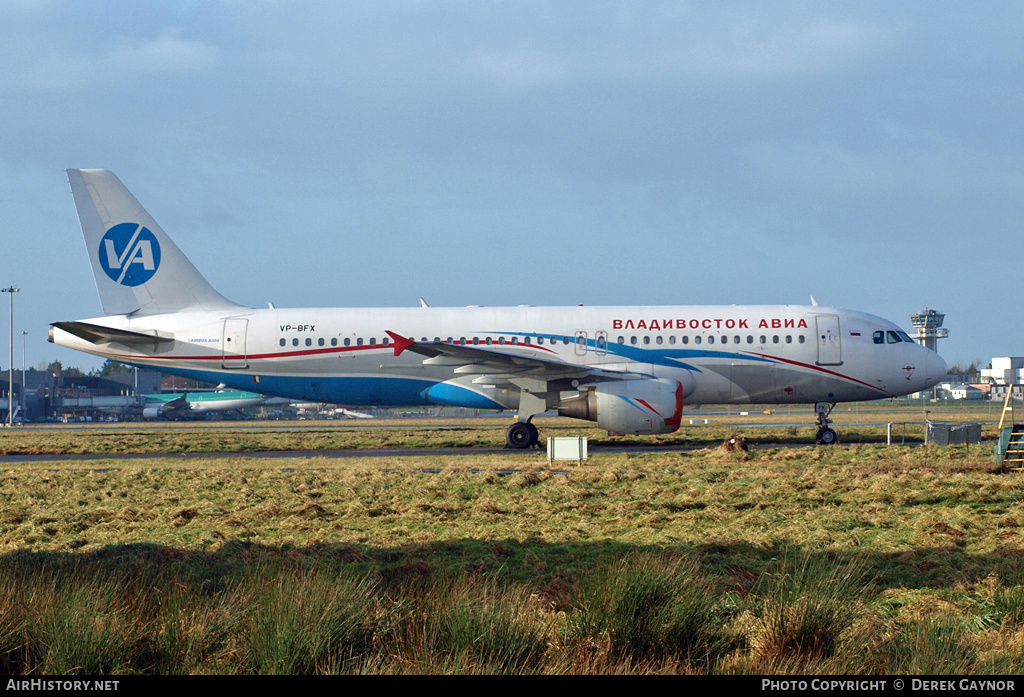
142,407,163,420
557,378,683,435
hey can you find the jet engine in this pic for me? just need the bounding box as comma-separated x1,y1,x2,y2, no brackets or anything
557,378,683,435
142,407,163,420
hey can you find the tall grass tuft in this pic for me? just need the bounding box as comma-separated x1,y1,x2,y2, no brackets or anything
142,578,235,674
0,567,30,674
749,551,870,665
27,565,145,674
565,553,732,665
239,565,379,674
879,616,976,674
992,582,1024,628
386,576,551,673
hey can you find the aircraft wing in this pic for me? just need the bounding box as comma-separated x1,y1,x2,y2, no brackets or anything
155,394,191,415
385,330,645,387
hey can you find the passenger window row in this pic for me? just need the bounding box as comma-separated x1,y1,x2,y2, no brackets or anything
278,337,391,348
443,336,573,346
276,333,811,349
616,335,806,346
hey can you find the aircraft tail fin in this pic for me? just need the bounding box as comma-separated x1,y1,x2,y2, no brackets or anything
66,169,244,316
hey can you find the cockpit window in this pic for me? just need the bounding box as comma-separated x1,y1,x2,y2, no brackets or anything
876,329,914,345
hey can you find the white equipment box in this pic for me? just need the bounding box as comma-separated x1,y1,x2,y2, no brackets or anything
547,437,588,464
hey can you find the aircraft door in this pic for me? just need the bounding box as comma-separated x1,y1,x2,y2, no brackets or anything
815,315,842,366
222,318,249,369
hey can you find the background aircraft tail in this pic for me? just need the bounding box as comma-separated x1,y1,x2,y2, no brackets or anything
67,169,244,316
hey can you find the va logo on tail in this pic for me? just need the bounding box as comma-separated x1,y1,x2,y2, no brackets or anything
99,223,162,287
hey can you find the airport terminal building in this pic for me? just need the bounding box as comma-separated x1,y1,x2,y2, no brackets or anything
0,369,163,422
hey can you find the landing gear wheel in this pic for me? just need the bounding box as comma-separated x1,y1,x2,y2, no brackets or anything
815,427,838,445
526,422,539,447
506,422,535,449
813,401,838,446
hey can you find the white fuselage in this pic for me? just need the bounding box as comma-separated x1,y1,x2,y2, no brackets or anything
51,303,947,411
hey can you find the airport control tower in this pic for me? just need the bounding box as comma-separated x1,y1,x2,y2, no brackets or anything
910,308,948,352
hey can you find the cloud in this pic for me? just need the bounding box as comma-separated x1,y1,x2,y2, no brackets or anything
106,31,217,75
455,6,893,88
5,31,215,92
2,1,1024,367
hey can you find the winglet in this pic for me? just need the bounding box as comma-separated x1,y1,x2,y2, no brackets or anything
385,330,416,356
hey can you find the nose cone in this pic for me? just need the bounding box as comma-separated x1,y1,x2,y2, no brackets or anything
924,350,947,389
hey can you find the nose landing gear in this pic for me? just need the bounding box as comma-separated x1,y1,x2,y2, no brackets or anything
815,401,838,445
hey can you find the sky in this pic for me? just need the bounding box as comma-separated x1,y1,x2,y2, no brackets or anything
2,0,1022,373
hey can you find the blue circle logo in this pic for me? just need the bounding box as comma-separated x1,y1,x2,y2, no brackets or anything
99,223,162,287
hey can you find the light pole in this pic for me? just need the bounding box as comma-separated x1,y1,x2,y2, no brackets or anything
1,286,18,426
21,331,27,422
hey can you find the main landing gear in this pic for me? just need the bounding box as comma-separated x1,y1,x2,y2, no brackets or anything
506,420,540,449
815,401,838,445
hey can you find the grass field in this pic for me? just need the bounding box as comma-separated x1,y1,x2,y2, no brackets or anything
1,406,1022,674
1,400,1011,454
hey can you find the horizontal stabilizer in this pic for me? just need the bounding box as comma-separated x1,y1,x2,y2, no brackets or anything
51,321,175,347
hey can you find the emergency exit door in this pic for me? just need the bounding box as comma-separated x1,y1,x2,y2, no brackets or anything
222,318,249,369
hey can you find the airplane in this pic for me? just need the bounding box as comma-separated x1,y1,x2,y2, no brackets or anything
139,390,270,420
50,169,947,448
334,407,375,419
288,402,375,419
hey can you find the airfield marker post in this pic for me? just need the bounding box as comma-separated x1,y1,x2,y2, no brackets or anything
21,331,27,421
2,286,18,426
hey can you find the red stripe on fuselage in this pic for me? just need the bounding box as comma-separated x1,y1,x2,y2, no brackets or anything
101,340,561,362
742,352,888,393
